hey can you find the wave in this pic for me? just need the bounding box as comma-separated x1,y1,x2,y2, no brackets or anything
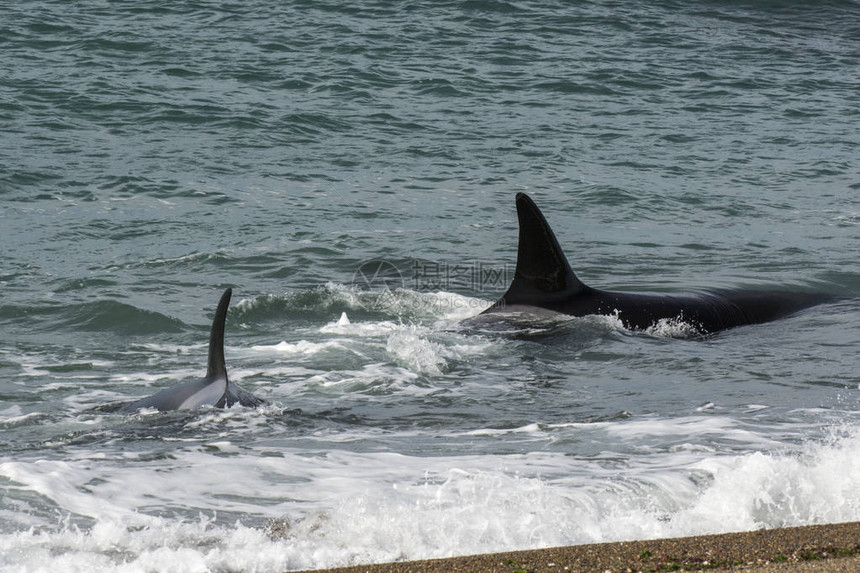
0,300,185,335
232,284,493,325
0,425,857,571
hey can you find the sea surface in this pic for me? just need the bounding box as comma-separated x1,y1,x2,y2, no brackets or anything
2,1,860,571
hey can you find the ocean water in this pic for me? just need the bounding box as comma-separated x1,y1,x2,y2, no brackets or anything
2,1,860,571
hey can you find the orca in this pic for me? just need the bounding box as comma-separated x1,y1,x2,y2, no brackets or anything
119,288,265,413
477,193,831,335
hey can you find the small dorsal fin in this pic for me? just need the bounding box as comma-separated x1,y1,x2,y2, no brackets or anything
498,193,588,307
206,288,232,380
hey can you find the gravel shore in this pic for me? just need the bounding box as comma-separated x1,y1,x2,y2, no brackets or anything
300,521,860,573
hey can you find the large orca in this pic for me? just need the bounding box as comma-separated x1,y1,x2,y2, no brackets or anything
119,288,264,413
477,193,831,334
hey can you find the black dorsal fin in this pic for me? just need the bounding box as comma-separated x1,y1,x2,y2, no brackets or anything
206,288,231,380
498,193,588,306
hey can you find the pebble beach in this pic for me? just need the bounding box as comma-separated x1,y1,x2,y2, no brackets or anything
303,522,860,573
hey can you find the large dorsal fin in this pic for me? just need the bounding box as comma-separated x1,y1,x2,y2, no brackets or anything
206,288,231,380
498,193,589,306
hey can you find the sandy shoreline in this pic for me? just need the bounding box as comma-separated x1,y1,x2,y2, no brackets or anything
299,521,860,573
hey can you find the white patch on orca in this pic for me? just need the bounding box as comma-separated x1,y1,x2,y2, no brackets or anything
178,377,228,410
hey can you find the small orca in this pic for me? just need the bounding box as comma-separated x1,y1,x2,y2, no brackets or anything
477,193,831,335
119,288,265,413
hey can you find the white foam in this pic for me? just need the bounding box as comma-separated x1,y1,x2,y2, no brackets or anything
0,406,46,428
675,433,860,531
250,339,353,356
0,517,291,573
303,362,422,394
337,286,494,324
460,423,543,437
318,315,400,336
1,429,859,571
310,315,497,377
385,329,450,376
602,415,784,447
109,370,199,385
645,316,703,338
